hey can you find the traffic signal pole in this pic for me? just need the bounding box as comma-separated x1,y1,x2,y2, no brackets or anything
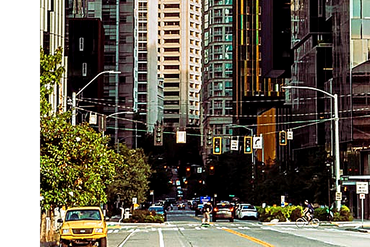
283,85,341,211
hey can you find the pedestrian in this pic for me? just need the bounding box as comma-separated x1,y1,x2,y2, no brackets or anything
202,202,213,225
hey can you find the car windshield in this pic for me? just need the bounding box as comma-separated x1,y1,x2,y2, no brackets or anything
65,209,101,221
243,205,255,210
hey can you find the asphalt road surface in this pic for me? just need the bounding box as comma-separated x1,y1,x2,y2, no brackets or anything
107,208,370,247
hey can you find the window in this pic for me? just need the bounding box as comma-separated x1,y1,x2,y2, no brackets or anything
79,37,84,51
82,63,87,77
164,39,180,44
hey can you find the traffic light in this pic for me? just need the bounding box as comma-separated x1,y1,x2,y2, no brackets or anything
154,124,163,146
213,137,222,155
244,136,253,154
206,128,213,147
209,165,215,175
279,130,287,145
186,166,191,177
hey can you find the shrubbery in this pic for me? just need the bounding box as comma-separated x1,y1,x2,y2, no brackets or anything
119,209,165,223
257,205,303,222
257,205,353,222
332,205,353,221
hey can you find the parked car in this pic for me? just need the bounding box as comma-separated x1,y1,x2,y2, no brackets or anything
212,202,234,222
58,206,108,247
236,204,258,220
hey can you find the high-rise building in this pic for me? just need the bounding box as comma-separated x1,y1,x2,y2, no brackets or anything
158,0,203,128
137,0,163,133
289,0,370,218
40,0,68,113
232,0,290,165
201,0,234,159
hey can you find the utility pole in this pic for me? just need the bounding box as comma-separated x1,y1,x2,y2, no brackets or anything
71,70,121,126
283,85,341,210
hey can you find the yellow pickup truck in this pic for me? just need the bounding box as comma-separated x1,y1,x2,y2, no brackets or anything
58,206,107,247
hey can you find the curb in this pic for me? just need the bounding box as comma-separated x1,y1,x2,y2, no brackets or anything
261,221,341,227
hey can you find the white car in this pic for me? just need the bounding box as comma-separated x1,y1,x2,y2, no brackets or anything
237,204,258,220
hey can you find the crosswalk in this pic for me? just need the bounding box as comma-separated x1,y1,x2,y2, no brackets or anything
108,222,262,234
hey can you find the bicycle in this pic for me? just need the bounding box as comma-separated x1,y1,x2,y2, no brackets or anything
296,215,320,228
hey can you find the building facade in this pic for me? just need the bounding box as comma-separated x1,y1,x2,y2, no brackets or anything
232,0,289,166
158,0,203,129
40,0,68,113
201,0,234,159
288,0,370,218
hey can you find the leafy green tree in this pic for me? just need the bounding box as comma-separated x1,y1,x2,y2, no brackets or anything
40,117,118,210
106,144,151,206
40,47,65,116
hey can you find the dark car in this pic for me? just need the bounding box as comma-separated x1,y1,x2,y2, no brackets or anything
177,202,186,210
212,202,234,222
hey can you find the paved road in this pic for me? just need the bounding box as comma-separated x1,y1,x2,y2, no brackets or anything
107,209,370,247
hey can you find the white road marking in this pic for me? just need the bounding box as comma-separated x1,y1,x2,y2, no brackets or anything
118,229,138,247
158,228,164,247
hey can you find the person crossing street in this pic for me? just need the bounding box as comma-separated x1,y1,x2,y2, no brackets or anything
202,202,213,225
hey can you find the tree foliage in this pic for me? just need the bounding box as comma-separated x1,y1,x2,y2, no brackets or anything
106,145,151,205
40,47,153,212
40,47,65,116
40,115,117,210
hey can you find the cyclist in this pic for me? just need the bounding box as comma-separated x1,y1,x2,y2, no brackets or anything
303,200,314,222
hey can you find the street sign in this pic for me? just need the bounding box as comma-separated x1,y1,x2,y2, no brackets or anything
356,182,368,194
200,196,211,203
253,137,262,149
176,131,186,143
335,192,342,201
231,140,239,150
281,195,285,207
132,197,137,205
287,130,293,140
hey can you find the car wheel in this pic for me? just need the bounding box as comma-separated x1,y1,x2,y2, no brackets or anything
230,218,234,222
212,217,216,222
59,240,68,247
100,237,107,247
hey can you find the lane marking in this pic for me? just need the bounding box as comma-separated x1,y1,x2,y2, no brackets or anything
118,228,138,247
158,228,164,247
222,228,275,247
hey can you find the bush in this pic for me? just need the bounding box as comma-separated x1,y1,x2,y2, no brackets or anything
258,205,303,222
118,209,165,223
314,207,328,221
332,205,353,221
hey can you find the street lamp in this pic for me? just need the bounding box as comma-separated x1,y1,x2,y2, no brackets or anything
72,70,121,126
283,85,341,210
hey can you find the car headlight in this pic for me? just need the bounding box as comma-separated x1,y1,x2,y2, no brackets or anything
95,228,103,233
62,229,70,234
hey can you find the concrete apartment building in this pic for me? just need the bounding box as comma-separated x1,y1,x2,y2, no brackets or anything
201,0,234,158
158,0,203,129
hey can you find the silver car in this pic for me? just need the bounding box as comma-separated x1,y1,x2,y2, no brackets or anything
236,204,258,220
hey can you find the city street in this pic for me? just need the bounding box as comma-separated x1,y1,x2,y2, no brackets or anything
106,208,370,247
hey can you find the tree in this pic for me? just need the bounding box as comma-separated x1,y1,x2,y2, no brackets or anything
106,144,151,207
40,47,65,116
40,116,118,210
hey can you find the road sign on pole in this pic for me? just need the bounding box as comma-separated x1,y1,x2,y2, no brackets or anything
253,136,262,149
231,139,239,151
356,182,368,194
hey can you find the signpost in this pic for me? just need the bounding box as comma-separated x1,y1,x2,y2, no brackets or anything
356,182,368,227
253,136,262,149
